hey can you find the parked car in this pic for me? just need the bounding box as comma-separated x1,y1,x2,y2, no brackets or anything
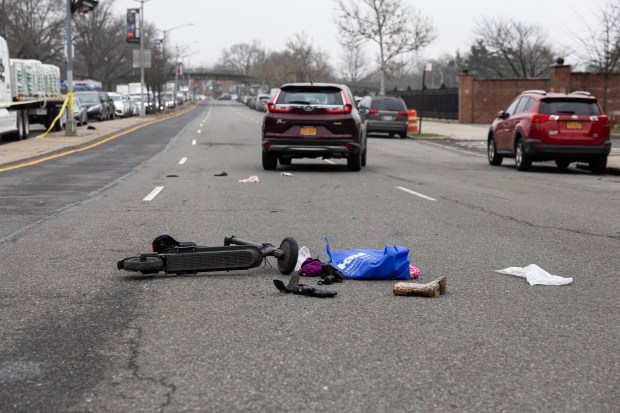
72,96,88,126
262,82,367,171
100,91,115,120
358,96,409,138
74,91,109,121
254,94,271,111
108,92,130,118
487,90,611,173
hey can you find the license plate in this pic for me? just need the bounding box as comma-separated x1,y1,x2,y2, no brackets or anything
382,116,394,121
300,127,317,136
566,121,582,129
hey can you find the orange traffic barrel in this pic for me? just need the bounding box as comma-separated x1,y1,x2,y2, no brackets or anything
407,109,418,132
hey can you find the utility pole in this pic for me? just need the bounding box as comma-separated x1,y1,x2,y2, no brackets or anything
65,0,75,136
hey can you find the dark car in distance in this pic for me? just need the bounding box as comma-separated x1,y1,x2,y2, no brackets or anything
74,91,109,121
488,90,611,173
261,83,367,171
358,96,409,138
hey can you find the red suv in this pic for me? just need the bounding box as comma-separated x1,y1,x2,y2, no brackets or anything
487,90,611,173
262,83,367,171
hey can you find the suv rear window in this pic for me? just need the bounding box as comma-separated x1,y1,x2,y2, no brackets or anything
370,98,406,111
277,87,343,106
539,99,601,115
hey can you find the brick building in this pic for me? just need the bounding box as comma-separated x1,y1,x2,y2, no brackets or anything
458,65,620,125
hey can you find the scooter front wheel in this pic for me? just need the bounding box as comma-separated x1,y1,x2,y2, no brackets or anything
277,237,299,275
120,256,164,274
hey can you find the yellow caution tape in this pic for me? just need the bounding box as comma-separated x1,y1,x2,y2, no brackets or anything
36,95,71,139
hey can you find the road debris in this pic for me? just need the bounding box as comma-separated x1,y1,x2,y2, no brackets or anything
393,276,447,297
495,264,573,286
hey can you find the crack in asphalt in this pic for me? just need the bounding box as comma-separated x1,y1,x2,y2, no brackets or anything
448,198,620,241
128,327,176,412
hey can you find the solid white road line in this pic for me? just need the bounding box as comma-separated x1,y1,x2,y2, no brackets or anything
395,186,437,201
178,157,187,165
143,186,164,201
192,139,196,145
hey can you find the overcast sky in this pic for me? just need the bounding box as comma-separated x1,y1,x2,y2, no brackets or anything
113,0,610,70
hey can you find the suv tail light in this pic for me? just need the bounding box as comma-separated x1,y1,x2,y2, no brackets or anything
267,102,293,113
591,115,608,124
532,114,551,123
398,111,408,117
326,104,352,114
368,109,379,115
325,91,353,114
267,89,292,113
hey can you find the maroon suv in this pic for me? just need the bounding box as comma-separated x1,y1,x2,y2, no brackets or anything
488,90,611,173
262,83,367,171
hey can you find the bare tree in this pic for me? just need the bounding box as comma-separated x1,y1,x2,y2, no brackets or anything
0,0,65,64
574,0,620,112
472,17,555,78
259,32,334,87
338,36,370,84
73,1,139,90
335,0,436,95
217,40,265,75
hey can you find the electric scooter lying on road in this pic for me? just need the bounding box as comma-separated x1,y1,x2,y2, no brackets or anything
117,235,299,276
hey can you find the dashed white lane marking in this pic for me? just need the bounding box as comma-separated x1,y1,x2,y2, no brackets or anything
192,139,196,145
323,159,336,165
395,186,437,202
197,130,202,134
178,157,187,165
143,186,164,201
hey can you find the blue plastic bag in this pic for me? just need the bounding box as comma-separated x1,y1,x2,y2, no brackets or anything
324,237,411,280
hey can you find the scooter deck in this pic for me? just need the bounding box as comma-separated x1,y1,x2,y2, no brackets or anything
162,246,264,274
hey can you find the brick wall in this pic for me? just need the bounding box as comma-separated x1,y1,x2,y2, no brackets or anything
458,65,620,125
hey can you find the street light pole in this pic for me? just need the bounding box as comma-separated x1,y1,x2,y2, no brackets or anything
65,0,75,135
134,0,153,117
161,24,193,109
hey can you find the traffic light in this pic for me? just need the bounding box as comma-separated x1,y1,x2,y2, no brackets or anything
71,0,99,14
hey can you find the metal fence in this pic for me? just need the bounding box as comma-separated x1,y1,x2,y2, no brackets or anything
387,88,458,120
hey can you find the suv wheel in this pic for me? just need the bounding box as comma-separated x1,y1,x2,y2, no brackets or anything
555,160,570,169
262,152,278,170
589,157,607,174
361,148,367,167
347,151,362,171
515,140,531,171
487,136,503,166
279,157,291,166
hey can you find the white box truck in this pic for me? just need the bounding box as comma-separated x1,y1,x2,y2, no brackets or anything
0,35,66,141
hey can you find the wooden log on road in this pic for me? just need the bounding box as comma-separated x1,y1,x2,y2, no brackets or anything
393,276,447,297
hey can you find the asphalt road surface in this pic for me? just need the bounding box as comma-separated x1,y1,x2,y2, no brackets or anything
1,101,618,413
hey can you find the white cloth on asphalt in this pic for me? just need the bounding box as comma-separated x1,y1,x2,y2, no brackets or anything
496,264,573,286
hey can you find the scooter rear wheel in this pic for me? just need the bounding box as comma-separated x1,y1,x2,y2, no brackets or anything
278,237,299,275
122,256,164,274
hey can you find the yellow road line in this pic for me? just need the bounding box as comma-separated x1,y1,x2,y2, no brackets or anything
0,106,197,174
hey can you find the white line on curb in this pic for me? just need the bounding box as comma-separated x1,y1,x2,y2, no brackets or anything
179,157,187,165
192,140,196,145
143,186,164,201
395,186,437,201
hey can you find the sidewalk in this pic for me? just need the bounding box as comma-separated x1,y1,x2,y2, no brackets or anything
1,112,618,173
